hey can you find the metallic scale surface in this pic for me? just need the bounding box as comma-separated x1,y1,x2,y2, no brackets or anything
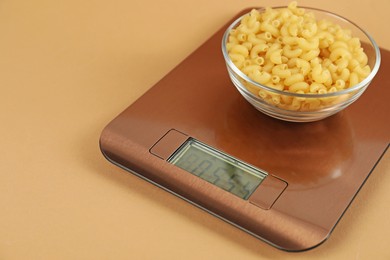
100,10,390,252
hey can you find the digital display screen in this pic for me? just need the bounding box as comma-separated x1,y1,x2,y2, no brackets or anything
168,139,267,199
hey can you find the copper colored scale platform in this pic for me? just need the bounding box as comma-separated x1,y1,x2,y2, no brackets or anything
100,10,390,252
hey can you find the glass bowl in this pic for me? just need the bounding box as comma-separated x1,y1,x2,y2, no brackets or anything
221,6,381,122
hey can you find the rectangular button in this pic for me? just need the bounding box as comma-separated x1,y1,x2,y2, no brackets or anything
150,129,189,160
249,175,287,210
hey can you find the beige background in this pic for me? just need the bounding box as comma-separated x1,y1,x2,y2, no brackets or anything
1,0,389,259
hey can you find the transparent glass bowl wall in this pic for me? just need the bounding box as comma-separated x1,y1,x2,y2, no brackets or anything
222,7,381,122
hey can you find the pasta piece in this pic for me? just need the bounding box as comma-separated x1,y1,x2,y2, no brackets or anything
270,49,283,64
272,64,292,78
329,47,351,61
312,65,331,84
285,73,304,86
251,70,272,84
295,58,311,75
250,43,269,59
309,82,326,93
230,44,249,57
289,82,309,92
247,34,267,45
283,45,303,58
297,37,319,51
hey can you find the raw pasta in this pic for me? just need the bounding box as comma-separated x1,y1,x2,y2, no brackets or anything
227,1,371,111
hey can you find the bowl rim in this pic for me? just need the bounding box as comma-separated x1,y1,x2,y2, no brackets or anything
221,6,381,98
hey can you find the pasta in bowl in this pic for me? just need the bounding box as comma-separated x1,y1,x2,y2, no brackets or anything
221,3,381,122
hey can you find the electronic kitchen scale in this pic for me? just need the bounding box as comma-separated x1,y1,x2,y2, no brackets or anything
100,10,390,252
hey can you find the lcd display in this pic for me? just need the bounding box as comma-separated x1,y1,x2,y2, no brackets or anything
168,139,267,199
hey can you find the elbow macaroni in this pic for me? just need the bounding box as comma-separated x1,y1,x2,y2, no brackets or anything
227,1,371,111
